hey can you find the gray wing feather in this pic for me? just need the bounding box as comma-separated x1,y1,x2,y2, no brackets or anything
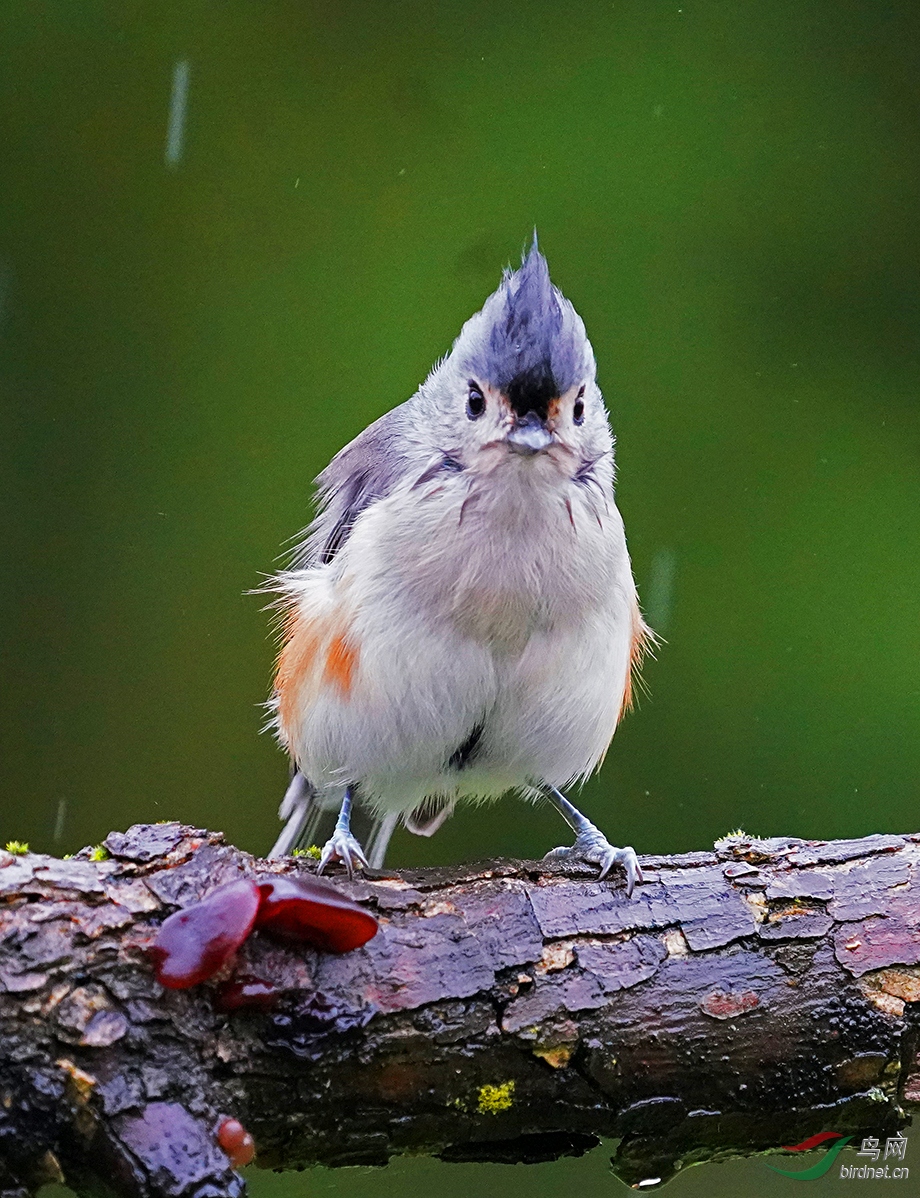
291,402,414,569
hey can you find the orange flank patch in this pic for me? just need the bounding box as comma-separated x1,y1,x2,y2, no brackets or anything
275,611,320,733
618,599,655,724
275,609,361,732
323,631,358,696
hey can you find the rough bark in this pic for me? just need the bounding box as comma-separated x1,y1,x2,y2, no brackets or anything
1,824,920,1197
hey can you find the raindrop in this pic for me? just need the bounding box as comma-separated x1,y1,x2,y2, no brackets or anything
164,59,191,169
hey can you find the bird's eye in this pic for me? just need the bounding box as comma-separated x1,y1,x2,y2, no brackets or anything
466,382,485,420
573,385,586,425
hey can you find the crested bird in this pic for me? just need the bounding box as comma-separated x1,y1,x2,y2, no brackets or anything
267,239,652,895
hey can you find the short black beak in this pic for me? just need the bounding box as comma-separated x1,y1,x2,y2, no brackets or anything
506,411,553,454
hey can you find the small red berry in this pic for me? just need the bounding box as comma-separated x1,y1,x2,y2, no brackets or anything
217,1117,255,1167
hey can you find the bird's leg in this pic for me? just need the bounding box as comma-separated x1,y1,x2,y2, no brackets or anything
317,785,369,879
541,785,642,897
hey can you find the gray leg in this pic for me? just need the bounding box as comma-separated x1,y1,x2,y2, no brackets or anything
541,785,642,897
317,785,369,879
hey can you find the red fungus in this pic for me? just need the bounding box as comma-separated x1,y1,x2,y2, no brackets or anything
214,974,279,1012
255,875,378,953
149,879,261,989
217,1117,255,1168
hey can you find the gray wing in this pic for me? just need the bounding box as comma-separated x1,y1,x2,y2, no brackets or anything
271,401,415,865
290,401,414,569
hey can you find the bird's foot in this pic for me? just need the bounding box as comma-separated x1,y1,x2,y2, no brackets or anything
544,826,643,896
317,829,369,879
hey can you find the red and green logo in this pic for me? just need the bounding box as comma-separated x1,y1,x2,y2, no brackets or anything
767,1132,853,1179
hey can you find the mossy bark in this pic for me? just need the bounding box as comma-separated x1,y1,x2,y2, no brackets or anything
1,824,919,1197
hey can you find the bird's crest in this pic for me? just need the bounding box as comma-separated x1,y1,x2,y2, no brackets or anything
468,235,587,403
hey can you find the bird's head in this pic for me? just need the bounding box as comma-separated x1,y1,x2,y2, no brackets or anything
418,238,611,476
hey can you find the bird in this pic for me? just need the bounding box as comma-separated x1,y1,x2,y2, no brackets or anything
266,237,652,896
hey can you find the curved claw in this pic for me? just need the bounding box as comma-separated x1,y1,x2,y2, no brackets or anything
317,830,369,880
544,829,643,897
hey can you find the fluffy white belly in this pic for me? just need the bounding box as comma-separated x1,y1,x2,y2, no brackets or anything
276,459,637,813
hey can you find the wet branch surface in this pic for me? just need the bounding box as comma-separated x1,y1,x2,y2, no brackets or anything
2,824,920,1197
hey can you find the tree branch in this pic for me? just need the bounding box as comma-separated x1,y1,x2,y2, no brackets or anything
1,824,919,1196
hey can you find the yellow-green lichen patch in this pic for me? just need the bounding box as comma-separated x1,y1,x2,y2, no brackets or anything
88,845,110,862
292,845,321,860
477,1081,515,1114
5,841,29,855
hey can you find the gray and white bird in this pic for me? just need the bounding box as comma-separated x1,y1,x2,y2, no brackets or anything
267,239,652,895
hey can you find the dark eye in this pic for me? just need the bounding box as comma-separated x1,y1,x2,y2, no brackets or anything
573,385,586,425
466,382,485,420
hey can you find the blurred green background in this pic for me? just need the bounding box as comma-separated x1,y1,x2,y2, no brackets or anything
3,0,919,1192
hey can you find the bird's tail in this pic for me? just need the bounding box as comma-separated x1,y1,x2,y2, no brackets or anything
269,770,324,857
365,811,399,869
268,770,401,868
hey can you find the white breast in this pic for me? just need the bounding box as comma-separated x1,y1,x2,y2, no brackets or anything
280,451,637,813
367,450,625,641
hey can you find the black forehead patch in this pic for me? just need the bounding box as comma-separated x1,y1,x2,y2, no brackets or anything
471,241,583,396
506,363,557,421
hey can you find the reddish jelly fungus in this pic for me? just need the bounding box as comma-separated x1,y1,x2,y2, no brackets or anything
217,1117,256,1168
214,974,279,1012
255,875,378,953
149,879,261,989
